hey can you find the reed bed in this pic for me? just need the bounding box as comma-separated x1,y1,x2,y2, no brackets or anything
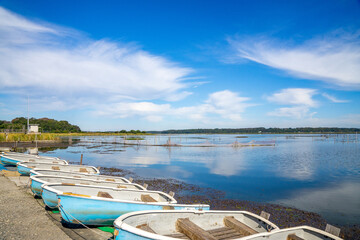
0,133,60,142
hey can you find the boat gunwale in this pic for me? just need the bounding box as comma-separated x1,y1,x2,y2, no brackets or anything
30,175,146,190
29,169,130,182
0,154,60,161
114,210,280,240
238,225,344,240
18,160,69,165
18,163,100,174
43,183,187,206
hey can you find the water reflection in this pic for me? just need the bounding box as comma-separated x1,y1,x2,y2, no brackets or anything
274,181,360,225
207,149,246,176
274,140,316,181
37,134,360,225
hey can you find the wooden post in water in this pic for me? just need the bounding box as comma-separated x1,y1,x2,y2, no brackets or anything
80,154,83,165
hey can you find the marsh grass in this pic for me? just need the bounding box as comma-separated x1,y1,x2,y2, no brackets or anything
0,133,60,142
0,132,150,142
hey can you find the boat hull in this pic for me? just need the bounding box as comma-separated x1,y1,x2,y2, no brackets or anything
114,210,280,240
32,176,145,198
42,186,59,209
17,162,68,176
58,195,209,226
238,226,343,240
30,170,130,183
0,156,20,166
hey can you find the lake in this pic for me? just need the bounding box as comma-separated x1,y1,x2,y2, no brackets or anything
38,134,360,225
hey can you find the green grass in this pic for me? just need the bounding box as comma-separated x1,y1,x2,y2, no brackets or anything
0,133,60,142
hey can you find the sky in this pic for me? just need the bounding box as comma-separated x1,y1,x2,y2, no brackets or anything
0,0,359,131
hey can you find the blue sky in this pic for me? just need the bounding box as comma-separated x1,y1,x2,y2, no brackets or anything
0,0,359,131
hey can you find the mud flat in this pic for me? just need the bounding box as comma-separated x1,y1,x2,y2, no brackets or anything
102,167,360,240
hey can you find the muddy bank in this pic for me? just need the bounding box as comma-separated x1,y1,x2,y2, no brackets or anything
101,167,359,240
0,141,71,149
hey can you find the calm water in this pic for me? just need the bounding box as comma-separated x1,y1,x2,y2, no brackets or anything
38,134,359,225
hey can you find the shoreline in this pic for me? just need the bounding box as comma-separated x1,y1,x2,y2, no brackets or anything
101,167,359,240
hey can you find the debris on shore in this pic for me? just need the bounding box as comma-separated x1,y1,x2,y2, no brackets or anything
101,167,360,240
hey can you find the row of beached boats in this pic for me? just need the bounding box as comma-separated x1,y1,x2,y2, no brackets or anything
0,151,343,240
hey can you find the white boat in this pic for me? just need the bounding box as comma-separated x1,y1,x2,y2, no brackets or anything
17,162,99,176
30,175,146,197
43,183,209,225
30,169,131,183
113,210,279,240
0,153,60,166
239,226,343,240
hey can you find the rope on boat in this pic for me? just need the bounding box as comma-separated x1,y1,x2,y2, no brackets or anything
58,204,110,238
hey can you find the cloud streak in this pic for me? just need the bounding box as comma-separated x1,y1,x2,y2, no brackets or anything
0,7,193,107
229,32,360,88
96,90,252,122
267,88,318,118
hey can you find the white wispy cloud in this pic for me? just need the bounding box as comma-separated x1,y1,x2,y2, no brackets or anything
96,90,252,122
321,93,349,103
229,32,360,88
267,88,318,118
0,7,193,110
267,88,318,107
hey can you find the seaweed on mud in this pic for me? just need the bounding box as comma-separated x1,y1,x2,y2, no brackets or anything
99,167,359,240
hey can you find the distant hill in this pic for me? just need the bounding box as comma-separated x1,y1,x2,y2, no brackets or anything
149,127,360,134
0,117,81,133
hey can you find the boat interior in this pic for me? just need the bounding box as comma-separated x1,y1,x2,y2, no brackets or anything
241,227,339,240
22,163,97,173
49,184,173,203
32,170,129,183
32,176,142,190
122,211,276,240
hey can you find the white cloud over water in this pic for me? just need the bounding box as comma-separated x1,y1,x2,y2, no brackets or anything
96,90,252,122
0,7,192,106
229,32,360,88
267,88,318,118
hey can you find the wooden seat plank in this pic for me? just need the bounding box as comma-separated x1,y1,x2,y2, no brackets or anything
79,168,89,173
97,191,113,199
141,194,157,202
207,227,243,239
136,224,156,234
224,216,257,237
287,234,305,240
176,218,217,240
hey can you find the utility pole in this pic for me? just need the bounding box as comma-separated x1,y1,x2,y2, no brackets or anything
27,95,29,134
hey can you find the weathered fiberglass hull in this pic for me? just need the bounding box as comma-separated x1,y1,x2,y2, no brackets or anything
114,210,279,240
0,154,59,166
30,169,131,183
17,161,69,176
43,184,209,226
0,155,21,166
31,175,145,197
238,226,343,240
18,163,99,176
58,194,209,226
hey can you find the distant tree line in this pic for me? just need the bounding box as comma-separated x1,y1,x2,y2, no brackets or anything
150,127,360,134
0,117,81,133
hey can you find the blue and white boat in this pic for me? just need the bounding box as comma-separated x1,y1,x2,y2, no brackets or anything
17,162,99,176
30,175,146,197
113,210,279,240
30,169,131,183
43,183,209,225
0,153,61,166
239,226,343,240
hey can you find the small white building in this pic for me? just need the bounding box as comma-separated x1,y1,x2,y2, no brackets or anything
29,124,39,133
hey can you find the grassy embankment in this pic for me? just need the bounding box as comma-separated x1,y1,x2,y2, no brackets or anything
0,132,149,142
